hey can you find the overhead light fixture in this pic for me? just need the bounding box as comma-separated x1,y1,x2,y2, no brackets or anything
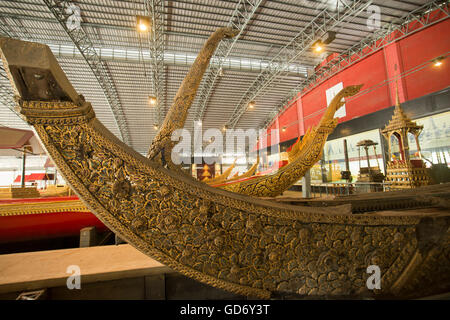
248,101,256,109
322,31,336,45
136,16,150,33
218,67,224,76
222,125,228,132
153,124,159,130
196,120,202,126
312,32,336,54
282,126,286,132
312,40,324,53
433,56,444,67
148,95,157,105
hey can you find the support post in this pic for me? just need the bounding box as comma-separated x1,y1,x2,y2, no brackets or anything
364,146,371,173
342,139,351,182
343,139,350,172
20,150,26,188
302,169,311,198
379,129,388,174
358,146,361,170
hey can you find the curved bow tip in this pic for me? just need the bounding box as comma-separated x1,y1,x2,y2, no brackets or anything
353,83,364,92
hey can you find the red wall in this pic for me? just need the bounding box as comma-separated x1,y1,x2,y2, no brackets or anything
0,212,107,243
301,49,391,129
0,196,107,243
260,17,450,149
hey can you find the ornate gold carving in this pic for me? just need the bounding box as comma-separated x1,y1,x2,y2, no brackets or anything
1,36,449,299
217,85,363,197
0,199,86,216
17,99,95,125
381,87,431,189
204,161,236,184
18,105,450,299
141,25,361,198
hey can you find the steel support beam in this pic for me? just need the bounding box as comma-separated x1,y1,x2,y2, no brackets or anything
143,0,166,126
260,0,450,129
0,12,311,72
46,43,308,74
192,0,263,122
0,11,367,56
0,81,29,126
0,17,16,39
0,79,19,116
42,0,130,144
225,0,373,129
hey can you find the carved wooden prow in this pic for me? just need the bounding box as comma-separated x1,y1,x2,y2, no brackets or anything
146,27,239,169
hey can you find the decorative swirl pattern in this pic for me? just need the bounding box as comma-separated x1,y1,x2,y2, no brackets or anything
2,36,449,299
29,104,439,299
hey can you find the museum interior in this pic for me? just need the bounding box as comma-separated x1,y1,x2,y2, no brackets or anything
0,0,449,301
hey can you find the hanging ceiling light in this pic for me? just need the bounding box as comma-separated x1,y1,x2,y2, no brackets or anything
153,124,159,130
148,95,157,105
282,126,287,132
248,100,256,109
136,16,150,33
218,67,224,77
433,56,444,67
312,32,336,54
222,125,228,132
322,31,336,45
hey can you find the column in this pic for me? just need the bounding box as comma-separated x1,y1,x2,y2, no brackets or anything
302,169,311,198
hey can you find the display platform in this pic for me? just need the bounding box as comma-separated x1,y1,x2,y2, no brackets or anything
0,244,243,300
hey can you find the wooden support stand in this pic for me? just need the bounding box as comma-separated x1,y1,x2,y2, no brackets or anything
79,227,98,248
